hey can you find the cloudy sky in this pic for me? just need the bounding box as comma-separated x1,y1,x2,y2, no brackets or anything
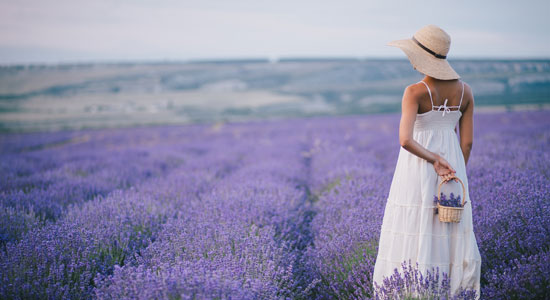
0,0,548,64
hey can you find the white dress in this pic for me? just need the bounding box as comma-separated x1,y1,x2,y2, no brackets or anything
372,80,482,298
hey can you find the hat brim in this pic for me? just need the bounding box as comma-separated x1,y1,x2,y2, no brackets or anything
388,39,460,80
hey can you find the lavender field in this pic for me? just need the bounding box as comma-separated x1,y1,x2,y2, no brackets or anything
1,110,549,299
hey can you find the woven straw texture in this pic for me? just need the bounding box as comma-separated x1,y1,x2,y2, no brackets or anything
388,24,460,80
437,176,466,223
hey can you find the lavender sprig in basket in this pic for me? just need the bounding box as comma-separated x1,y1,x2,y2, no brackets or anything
433,176,467,223
433,192,464,208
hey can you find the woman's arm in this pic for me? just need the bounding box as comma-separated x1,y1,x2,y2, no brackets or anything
399,84,456,181
458,84,474,165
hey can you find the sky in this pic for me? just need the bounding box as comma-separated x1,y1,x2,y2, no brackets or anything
0,0,549,64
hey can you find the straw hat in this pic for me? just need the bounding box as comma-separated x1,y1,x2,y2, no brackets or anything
388,24,460,80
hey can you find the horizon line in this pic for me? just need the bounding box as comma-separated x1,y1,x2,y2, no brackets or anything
2,55,550,68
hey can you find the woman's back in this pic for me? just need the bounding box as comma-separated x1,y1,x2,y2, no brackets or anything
374,24,480,299
415,79,468,115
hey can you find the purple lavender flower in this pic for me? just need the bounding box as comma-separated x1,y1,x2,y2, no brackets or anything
434,192,463,208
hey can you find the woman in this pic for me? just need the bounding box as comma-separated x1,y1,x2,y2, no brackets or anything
372,25,482,298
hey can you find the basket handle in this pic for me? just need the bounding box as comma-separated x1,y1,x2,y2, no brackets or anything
437,176,466,207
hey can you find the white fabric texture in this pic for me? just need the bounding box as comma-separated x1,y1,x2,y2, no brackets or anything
372,82,482,298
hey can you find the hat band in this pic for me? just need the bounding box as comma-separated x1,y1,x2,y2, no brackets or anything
412,36,447,59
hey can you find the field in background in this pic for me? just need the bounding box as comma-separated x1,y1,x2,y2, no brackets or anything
1,58,549,132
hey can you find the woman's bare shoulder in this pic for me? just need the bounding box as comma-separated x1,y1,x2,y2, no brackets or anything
402,82,428,103
405,81,426,93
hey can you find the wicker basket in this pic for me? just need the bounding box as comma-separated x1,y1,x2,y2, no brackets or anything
436,176,466,223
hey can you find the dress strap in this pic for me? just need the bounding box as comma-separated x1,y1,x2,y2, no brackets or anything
418,80,434,107
459,81,465,109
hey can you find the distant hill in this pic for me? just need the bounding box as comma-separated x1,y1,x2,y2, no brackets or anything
0,59,549,132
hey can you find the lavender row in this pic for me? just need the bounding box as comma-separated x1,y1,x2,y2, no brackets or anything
1,119,319,299
94,121,320,299
302,115,398,299
468,112,550,299
0,126,199,244
0,126,247,299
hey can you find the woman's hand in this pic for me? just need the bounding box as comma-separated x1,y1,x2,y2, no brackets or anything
434,155,456,182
